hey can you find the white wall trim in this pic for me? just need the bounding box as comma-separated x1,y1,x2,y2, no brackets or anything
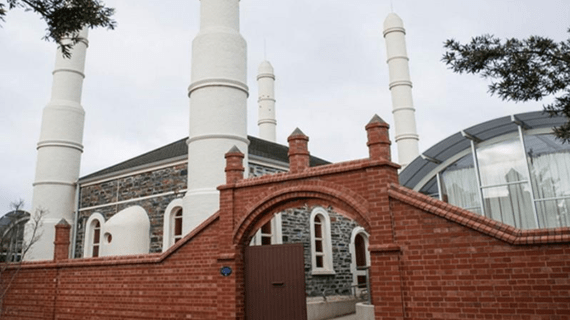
162,198,184,252
83,212,105,258
310,207,335,275
79,189,187,212
349,227,370,293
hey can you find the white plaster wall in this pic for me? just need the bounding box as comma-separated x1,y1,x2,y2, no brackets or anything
355,302,375,320
101,206,150,257
383,13,419,168
184,0,248,233
26,29,88,261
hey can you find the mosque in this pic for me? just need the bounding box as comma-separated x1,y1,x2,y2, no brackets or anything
12,1,569,319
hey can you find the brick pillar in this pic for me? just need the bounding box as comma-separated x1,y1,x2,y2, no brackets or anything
287,128,309,173
218,146,245,319
225,146,245,183
369,245,405,320
365,114,391,161
53,218,70,262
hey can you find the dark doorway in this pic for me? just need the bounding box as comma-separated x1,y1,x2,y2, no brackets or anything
245,243,307,320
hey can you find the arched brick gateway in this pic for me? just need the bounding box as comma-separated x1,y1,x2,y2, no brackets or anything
2,117,569,320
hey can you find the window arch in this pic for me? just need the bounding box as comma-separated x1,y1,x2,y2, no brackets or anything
349,227,370,294
84,213,105,258
163,198,184,252
309,207,334,275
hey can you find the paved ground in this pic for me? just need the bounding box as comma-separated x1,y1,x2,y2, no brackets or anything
327,313,357,320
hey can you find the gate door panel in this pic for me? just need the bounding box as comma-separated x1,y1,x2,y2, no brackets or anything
245,243,307,320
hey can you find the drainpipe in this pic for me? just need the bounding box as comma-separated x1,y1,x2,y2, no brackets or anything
71,182,80,258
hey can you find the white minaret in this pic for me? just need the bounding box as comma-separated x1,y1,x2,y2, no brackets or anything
257,60,276,142
26,29,89,261
183,0,249,232
383,13,419,168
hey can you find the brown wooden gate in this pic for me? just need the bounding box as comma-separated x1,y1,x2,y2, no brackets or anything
245,243,307,320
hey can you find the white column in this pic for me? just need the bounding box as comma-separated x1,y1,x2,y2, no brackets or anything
257,60,276,142
183,0,249,232
27,29,89,261
383,13,419,168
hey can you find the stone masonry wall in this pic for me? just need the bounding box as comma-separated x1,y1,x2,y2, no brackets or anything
76,163,187,257
281,205,359,297
76,162,284,257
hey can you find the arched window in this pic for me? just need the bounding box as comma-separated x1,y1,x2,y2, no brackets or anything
162,198,184,252
350,227,369,294
92,221,101,257
309,207,334,275
84,213,105,258
173,209,183,244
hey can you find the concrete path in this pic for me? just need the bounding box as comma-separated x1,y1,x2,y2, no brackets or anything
327,313,357,320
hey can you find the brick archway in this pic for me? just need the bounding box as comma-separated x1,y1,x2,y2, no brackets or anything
232,181,372,248
214,119,401,320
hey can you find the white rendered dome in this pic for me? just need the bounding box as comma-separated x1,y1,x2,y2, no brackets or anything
258,60,274,75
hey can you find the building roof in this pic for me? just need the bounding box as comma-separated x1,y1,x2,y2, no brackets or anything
0,210,30,231
399,111,568,189
80,135,329,182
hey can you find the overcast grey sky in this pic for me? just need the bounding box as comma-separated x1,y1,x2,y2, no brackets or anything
1,0,569,213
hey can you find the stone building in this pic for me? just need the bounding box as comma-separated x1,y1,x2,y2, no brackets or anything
73,134,366,301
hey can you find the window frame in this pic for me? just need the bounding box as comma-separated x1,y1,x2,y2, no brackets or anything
162,198,184,252
309,207,335,275
83,213,105,258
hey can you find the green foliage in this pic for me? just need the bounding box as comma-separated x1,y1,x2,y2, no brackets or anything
0,0,115,57
443,29,570,143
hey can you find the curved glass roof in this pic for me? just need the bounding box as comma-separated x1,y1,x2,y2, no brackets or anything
400,111,568,189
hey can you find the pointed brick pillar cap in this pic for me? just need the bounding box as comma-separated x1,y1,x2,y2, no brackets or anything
366,114,389,127
288,127,310,173
366,114,391,160
56,218,70,226
288,127,308,139
225,145,245,183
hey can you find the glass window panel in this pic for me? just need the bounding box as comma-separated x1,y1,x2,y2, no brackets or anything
525,134,570,199
535,198,570,228
440,153,481,213
314,217,322,238
316,255,323,268
355,234,367,267
315,240,323,253
93,221,100,245
477,137,528,186
261,221,272,234
174,211,183,237
261,235,271,245
482,184,536,229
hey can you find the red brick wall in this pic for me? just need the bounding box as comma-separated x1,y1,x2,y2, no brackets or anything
395,200,569,319
386,185,570,320
1,215,221,320
3,121,569,319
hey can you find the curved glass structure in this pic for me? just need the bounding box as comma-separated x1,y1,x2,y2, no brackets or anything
401,111,570,229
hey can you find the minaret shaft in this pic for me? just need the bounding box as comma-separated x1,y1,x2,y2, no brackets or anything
27,29,89,261
257,61,276,142
183,0,248,232
383,13,419,168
